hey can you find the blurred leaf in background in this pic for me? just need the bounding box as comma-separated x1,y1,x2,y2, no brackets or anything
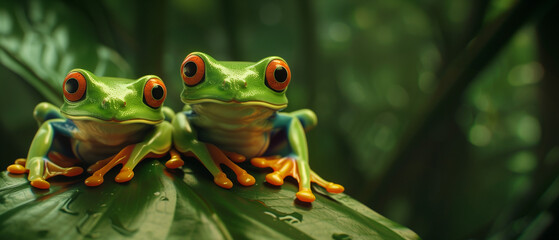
1,0,559,239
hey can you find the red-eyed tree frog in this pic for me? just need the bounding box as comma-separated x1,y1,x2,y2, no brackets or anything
7,69,175,189
166,52,344,202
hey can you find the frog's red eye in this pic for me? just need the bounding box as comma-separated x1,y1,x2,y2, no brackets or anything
265,59,291,92
143,78,167,109
63,72,87,102
181,54,205,86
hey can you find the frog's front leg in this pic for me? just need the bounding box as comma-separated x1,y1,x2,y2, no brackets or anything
251,111,344,202
84,121,173,186
169,112,255,188
33,102,64,125
7,119,84,189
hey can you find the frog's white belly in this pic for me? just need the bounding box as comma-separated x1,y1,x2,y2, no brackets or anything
189,102,276,158
70,119,152,164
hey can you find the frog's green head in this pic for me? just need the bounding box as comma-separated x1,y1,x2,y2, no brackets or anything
59,69,167,124
179,52,290,110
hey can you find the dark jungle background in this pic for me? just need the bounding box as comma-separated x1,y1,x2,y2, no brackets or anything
1,0,558,239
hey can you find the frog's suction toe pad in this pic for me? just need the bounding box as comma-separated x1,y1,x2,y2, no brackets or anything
326,183,345,193
296,189,316,203
115,167,134,183
30,179,50,189
238,172,255,186
165,159,184,169
250,157,268,168
265,172,284,186
85,175,104,186
214,172,233,189
7,164,27,174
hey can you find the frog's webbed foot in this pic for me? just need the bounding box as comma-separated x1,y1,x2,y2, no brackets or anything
251,156,314,201
251,156,344,203
85,145,136,187
7,154,84,189
206,144,254,189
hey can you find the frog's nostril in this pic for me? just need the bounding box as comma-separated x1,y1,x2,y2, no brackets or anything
102,99,108,108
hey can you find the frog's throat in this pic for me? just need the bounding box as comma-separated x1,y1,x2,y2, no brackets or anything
61,113,162,125
185,98,287,110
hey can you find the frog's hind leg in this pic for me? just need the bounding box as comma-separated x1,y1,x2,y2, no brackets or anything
47,152,81,168
171,112,252,188
165,147,242,171
85,145,169,186
221,150,246,163
115,151,166,183
85,145,135,186
113,121,173,183
44,152,84,177
206,144,255,188
86,155,115,174
166,145,251,187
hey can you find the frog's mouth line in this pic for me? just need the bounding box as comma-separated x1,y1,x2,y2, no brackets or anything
185,99,287,110
61,113,162,125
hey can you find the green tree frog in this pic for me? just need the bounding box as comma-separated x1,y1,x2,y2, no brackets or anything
166,52,344,202
7,69,175,189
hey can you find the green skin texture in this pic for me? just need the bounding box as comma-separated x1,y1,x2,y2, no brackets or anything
25,69,173,184
173,52,318,192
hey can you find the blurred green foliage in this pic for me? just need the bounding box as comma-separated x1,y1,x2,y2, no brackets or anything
1,0,559,239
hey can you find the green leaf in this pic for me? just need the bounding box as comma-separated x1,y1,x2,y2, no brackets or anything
0,160,420,239
0,0,131,105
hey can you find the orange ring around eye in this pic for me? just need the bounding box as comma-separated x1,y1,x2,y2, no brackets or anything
265,59,291,92
63,72,87,102
181,54,205,86
144,78,167,108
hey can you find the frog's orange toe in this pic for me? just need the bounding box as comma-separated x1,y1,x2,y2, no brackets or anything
296,189,316,203
15,158,27,166
214,172,233,189
165,158,184,169
265,172,284,186
64,167,84,177
250,157,268,168
7,164,27,174
115,167,134,183
30,178,50,189
326,183,345,193
237,171,255,186
226,151,246,163
85,174,104,187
